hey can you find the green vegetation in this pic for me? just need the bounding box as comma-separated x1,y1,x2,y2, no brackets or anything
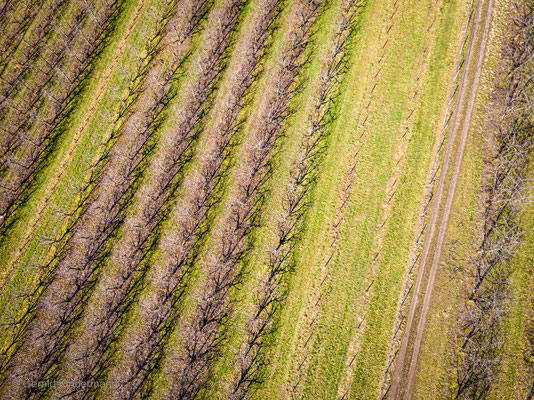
0,0,531,399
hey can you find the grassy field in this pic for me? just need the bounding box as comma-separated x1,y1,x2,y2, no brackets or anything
0,0,531,399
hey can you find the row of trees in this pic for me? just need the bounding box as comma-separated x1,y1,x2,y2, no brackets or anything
0,0,72,96
229,2,363,397
48,1,252,398
0,0,63,75
0,0,72,165
102,1,280,399
0,0,176,364
0,0,121,230
0,2,178,398
158,1,325,398
0,0,131,379
0,0,44,67
0,0,18,24
451,2,533,398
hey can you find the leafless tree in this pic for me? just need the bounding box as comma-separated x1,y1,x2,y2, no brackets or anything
228,2,363,398
451,2,533,398
157,1,325,398
0,2,184,398
0,0,122,232
98,2,280,398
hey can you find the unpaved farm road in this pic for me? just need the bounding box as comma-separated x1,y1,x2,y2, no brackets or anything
387,0,495,398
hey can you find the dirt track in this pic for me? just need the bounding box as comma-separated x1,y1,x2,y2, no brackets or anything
387,0,495,398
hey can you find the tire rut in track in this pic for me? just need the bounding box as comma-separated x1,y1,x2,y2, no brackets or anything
379,0,476,396
387,0,495,397
336,2,443,398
